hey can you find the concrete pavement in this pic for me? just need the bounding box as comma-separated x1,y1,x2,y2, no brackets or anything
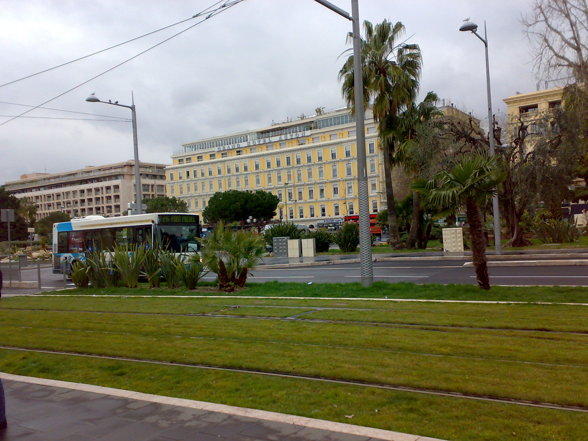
0,373,442,441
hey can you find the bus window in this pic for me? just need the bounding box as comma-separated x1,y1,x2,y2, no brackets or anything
58,232,69,253
69,231,85,253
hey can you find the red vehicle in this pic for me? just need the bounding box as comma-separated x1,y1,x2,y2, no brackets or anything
344,214,382,236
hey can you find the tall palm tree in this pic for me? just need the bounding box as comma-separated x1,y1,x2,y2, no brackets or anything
414,155,504,290
392,92,441,248
339,20,422,246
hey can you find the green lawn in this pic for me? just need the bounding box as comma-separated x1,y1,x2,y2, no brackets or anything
1,290,587,441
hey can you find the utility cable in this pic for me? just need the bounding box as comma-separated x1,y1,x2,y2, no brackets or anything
0,0,228,89
0,100,129,120
0,115,131,122
0,0,245,128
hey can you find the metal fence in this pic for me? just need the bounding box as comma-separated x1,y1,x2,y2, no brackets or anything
0,255,43,290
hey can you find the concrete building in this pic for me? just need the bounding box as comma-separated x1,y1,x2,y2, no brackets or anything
167,108,396,225
4,161,167,220
503,87,564,145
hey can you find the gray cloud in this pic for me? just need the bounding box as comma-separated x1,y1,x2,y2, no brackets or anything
1,0,538,184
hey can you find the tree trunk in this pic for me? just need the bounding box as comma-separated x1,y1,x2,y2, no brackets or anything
406,191,421,249
383,141,401,245
466,197,490,290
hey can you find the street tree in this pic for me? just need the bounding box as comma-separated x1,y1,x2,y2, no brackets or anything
203,190,279,225
523,0,588,86
339,19,422,247
35,212,71,240
144,196,188,213
391,91,441,248
0,187,29,242
414,155,504,290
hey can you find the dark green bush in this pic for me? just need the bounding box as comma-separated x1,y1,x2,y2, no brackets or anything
304,230,333,252
533,219,580,243
70,260,89,288
263,223,304,246
333,222,359,252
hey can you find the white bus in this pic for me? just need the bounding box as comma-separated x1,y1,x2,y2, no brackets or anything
52,213,201,274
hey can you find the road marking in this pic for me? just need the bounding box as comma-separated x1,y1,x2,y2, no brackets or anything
251,276,315,279
344,275,429,279
475,275,588,279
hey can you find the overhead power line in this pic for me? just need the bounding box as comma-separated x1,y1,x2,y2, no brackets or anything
0,0,229,90
0,100,129,120
0,0,245,128
0,115,131,122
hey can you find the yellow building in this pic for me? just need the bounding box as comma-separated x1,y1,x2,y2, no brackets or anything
167,108,389,225
503,87,564,145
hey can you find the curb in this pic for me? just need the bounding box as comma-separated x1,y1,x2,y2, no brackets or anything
0,372,444,441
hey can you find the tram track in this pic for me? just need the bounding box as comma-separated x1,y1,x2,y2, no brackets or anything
2,305,588,336
1,321,585,369
0,344,586,414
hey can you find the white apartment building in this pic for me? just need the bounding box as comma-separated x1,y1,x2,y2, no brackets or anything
4,161,167,219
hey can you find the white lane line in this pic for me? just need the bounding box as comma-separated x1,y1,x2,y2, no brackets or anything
344,275,429,279
473,275,588,279
250,276,315,279
260,266,460,270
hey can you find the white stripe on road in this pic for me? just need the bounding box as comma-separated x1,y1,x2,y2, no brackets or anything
250,276,315,279
472,275,588,279
344,275,429,279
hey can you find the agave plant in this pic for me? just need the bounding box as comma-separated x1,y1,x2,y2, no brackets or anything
201,222,265,292
85,250,118,288
142,247,162,288
112,244,146,288
70,260,90,288
159,251,185,289
178,255,207,290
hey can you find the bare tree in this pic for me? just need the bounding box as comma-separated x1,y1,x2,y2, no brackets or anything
523,0,588,85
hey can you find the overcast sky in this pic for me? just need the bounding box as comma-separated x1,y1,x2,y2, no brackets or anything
0,0,541,185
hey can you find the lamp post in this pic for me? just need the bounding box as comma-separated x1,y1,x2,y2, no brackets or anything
314,0,373,286
85,93,143,215
459,20,502,254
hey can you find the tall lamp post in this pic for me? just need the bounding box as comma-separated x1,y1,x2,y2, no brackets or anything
86,93,143,215
314,0,373,286
459,20,502,254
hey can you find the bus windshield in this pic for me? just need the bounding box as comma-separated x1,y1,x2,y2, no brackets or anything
158,224,199,252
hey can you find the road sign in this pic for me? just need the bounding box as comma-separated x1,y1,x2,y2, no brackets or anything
1,208,15,222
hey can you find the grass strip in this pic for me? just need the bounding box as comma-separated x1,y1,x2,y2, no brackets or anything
1,349,587,441
35,282,588,303
1,309,586,406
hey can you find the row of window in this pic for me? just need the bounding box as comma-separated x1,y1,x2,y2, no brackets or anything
170,145,378,182
176,140,376,167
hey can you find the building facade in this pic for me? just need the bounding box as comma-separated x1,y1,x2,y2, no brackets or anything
4,161,167,220
503,87,564,145
166,108,400,225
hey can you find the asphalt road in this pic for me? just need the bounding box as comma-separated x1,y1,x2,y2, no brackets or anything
4,256,588,293
244,259,588,286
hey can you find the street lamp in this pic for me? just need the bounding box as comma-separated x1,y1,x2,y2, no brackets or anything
85,93,143,215
314,0,373,286
459,20,502,254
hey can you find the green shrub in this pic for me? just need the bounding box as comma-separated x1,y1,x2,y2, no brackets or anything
202,222,266,292
142,248,162,288
263,222,304,246
533,219,580,243
304,230,333,252
160,251,184,289
85,251,118,288
333,222,359,252
70,260,89,288
179,256,207,290
112,244,146,288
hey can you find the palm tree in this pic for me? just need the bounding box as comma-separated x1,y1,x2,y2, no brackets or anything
339,20,422,246
392,91,441,248
414,155,504,290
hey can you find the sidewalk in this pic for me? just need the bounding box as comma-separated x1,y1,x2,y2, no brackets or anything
0,373,442,441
